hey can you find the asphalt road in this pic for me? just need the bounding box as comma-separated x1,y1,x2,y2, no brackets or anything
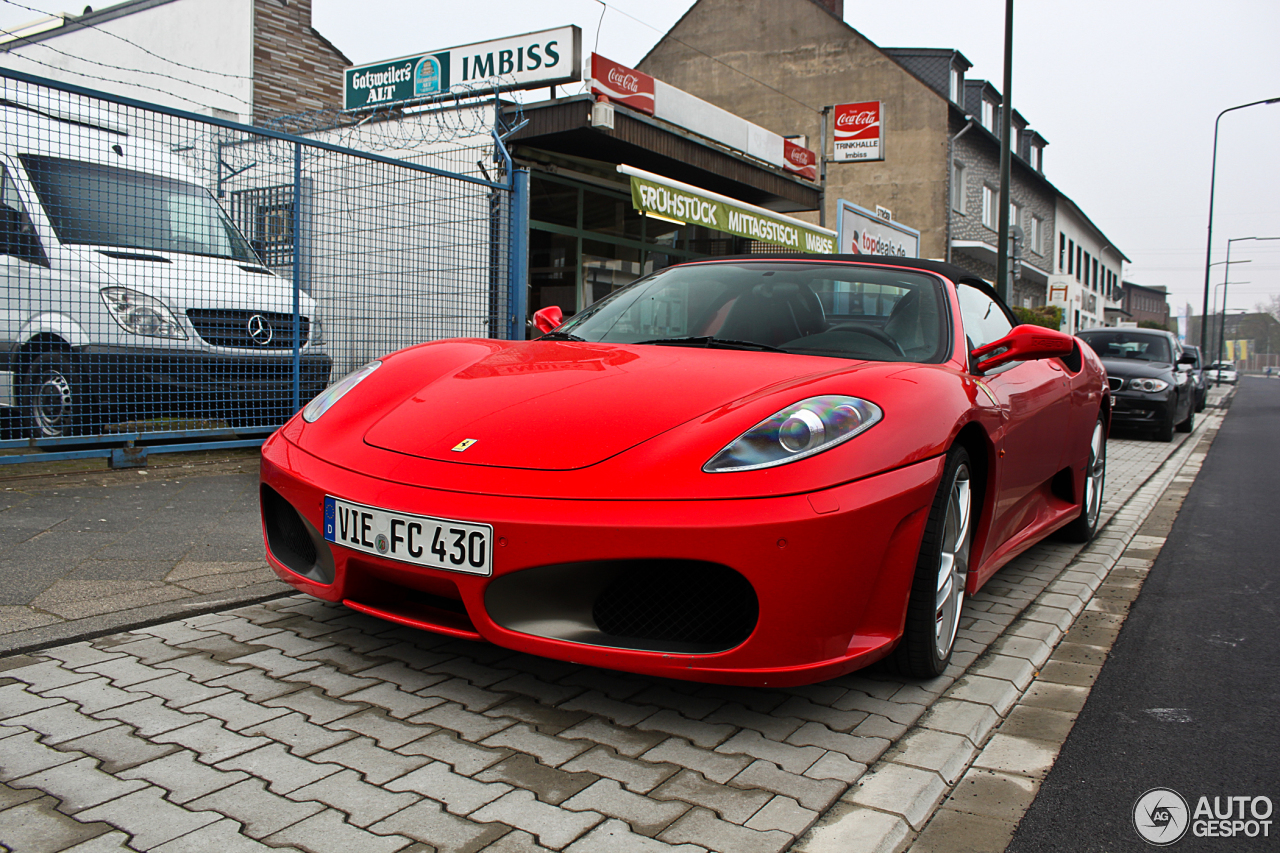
1007,377,1280,853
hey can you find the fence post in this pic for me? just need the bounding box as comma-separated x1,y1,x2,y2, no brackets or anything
291,141,302,411
508,167,529,341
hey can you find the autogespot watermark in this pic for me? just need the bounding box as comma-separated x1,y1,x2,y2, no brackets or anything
1134,788,1274,845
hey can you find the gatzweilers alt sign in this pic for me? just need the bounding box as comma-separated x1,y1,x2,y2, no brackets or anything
344,26,581,111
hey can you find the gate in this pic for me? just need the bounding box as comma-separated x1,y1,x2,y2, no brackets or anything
0,68,527,466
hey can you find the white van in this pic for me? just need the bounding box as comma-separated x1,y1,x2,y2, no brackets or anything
0,96,331,438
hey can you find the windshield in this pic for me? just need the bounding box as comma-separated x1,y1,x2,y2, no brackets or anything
20,154,257,262
1079,331,1172,363
554,261,949,363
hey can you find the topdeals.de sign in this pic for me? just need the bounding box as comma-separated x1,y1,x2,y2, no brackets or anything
344,26,581,111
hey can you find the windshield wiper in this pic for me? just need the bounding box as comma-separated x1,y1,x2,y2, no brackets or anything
538,331,587,342
633,335,789,353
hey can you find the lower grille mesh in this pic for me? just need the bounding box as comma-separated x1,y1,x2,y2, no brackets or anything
592,562,758,649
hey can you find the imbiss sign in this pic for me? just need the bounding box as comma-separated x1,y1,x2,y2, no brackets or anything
832,101,883,162
344,26,581,111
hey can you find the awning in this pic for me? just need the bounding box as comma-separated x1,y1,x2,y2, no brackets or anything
620,165,835,254
506,96,820,212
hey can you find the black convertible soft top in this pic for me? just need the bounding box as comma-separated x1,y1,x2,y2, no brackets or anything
686,254,1002,305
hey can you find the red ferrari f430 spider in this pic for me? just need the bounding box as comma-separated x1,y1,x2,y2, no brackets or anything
260,256,1108,686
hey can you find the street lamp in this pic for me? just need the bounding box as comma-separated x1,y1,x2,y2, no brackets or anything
1218,236,1280,370
1199,97,1280,354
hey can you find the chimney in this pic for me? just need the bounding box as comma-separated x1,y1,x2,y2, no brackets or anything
810,0,844,18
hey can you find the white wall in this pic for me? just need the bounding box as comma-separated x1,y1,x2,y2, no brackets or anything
1052,201,1123,332
2,0,255,122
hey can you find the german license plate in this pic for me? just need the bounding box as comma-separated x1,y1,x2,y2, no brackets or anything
323,496,492,576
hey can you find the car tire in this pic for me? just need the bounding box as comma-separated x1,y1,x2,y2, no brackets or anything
1060,415,1106,543
892,445,972,679
25,350,81,439
1195,391,1206,413
1176,403,1194,433
1155,409,1175,442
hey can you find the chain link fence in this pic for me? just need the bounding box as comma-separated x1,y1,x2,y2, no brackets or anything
0,69,519,464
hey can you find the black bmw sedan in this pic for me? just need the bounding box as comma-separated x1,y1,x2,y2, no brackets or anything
1077,327,1196,442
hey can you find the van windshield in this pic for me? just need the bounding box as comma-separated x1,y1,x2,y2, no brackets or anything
19,154,257,262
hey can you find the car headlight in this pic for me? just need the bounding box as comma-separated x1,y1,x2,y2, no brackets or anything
302,360,381,423
100,287,186,339
704,395,883,473
1128,378,1169,393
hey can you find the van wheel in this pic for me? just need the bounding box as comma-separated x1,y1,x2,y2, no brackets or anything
26,351,79,438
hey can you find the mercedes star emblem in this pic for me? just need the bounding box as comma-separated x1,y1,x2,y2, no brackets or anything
246,314,274,346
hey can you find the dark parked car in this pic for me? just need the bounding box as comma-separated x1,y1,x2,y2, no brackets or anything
1077,328,1195,442
1181,344,1209,412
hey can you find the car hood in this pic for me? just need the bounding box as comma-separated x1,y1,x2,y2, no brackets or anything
1096,358,1174,381
362,340,862,471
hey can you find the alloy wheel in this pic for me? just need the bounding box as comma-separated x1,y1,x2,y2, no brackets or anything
934,462,971,659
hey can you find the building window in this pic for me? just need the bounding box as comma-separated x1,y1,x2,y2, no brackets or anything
1059,232,1066,271
950,67,964,103
1092,257,1099,290
1009,201,1022,232
1076,245,1083,281
952,161,966,212
982,185,997,230
1030,216,1043,255
1068,239,1075,275
1030,144,1041,171
981,97,996,131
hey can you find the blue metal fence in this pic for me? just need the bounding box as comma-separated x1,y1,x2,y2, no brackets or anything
0,68,520,466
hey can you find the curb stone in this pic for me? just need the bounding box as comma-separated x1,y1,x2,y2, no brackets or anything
793,408,1223,853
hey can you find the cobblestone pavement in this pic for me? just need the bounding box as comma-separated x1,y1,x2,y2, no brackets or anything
0,416,1215,853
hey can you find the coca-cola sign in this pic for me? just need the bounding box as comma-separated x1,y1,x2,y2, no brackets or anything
591,53,655,115
783,139,818,181
832,101,884,162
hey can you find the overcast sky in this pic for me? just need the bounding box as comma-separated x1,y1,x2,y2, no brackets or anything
3,0,1278,317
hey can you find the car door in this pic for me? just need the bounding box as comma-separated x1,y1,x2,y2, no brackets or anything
956,283,1072,554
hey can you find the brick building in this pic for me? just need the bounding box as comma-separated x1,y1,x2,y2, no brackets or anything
1120,281,1172,329
0,0,348,124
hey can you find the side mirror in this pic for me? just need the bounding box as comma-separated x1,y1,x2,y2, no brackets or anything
1177,352,1197,366
970,324,1075,373
532,305,564,335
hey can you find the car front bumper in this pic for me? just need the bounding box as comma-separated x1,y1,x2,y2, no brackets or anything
260,428,945,687
1108,391,1175,428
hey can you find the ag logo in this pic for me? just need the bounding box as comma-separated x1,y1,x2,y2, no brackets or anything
1134,787,1190,845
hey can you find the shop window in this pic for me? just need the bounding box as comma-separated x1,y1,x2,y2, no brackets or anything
582,188,644,241
582,239,642,308
530,177,578,228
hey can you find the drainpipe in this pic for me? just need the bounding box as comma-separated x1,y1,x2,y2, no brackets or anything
946,117,976,264
819,106,831,229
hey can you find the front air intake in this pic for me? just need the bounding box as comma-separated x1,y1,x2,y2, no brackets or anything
260,485,334,584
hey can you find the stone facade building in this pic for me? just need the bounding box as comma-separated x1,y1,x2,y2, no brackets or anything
638,0,1123,310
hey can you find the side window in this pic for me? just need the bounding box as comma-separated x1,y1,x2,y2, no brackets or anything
956,283,1013,351
0,164,44,265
